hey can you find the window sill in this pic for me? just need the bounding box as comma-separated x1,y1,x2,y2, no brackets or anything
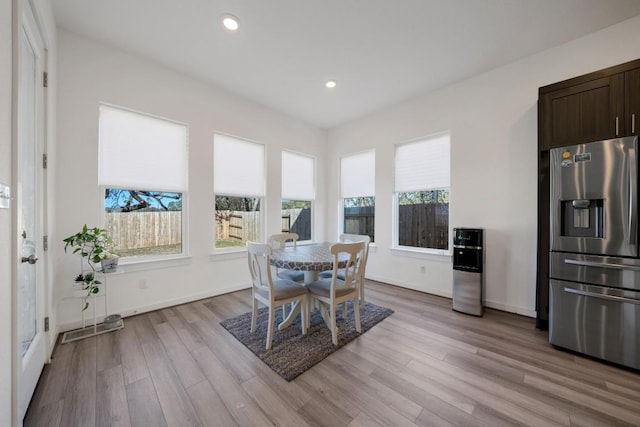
210,248,246,262
390,246,451,261
118,255,192,272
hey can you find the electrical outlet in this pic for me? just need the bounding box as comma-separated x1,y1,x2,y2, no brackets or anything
139,279,148,289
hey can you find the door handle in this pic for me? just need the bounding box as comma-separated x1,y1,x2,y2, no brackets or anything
563,287,640,305
564,258,640,271
21,254,38,264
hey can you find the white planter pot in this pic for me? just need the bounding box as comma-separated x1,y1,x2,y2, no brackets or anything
101,257,119,273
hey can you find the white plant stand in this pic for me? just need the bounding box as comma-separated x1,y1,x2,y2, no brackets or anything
61,271,124,344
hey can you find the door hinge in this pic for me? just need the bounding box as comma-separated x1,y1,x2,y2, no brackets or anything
43,235,48,251
43,153,47,169
44,317,49,332
43,71,48,88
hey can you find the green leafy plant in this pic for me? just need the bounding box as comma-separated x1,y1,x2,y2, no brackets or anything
63,225,115,310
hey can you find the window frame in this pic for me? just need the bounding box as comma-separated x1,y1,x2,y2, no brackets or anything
393,132,451,255
281,150,316,243
98,104,190,264
101,187,189,263
340,149,376,241
213,132,266,253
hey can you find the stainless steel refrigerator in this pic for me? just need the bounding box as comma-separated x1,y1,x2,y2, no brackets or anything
549,136,640,370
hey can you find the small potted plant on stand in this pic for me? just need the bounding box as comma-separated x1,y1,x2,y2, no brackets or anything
62,224,123,343
63,224,117,311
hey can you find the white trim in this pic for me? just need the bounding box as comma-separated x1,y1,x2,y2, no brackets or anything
366,273,451,298
391,192,451,255
116,255,192,272
366,274,535,318
483,299,536,318
98,192,191,262
390,246,452,259
210,248,246,261
57,282,252,333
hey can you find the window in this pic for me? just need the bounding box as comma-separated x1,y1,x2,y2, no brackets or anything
394,133,450,251
341,150,375,242
281,151,314,241
214,133,265,249
98,105,188,259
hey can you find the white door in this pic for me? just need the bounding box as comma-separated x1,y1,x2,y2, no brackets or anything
17,2,46,420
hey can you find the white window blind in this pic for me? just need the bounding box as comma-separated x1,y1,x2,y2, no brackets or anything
341,150,375,198
98,105,188,192
214,133,265,197
395,133,450,192
282,151,315,200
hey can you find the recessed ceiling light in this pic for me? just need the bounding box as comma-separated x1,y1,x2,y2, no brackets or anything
325,80,337,89
222,14,239,31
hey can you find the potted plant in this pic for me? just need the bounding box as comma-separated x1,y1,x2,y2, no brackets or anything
63,224,117,310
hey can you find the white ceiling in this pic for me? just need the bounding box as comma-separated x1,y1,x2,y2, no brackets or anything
52,0,640,129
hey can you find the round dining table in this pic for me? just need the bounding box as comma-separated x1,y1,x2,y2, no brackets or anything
270,242,346,284
269,242,350,330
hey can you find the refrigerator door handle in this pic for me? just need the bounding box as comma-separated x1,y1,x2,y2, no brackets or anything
631,142,638,245
564,258,640,271
563,287,640,305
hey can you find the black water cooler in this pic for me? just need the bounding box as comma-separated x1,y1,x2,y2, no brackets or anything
452,228,484,316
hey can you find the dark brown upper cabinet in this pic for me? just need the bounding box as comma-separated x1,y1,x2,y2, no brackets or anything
626,68,640,136
539,75,624,150
539,59,640,151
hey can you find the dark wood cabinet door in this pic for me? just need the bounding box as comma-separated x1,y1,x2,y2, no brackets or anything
540,74,624,150
626,68,640,136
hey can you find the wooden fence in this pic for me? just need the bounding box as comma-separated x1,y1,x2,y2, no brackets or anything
216,208,311,242
105,211,181,250
281,208,311,240
398,203,449,249
216,210,261,242
344,206,375,241
106,204,447,249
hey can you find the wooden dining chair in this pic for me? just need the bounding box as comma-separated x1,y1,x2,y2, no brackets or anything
307,241,364,346
247,242,308,350
320,233,371,305
268,232,305,283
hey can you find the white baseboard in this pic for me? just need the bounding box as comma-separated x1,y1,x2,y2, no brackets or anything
58,282,251,333
366,274,535,318
47,327,59,362
366,273,452,299
483,300,535,318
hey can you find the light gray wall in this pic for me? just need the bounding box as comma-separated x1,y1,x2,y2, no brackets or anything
55,29,328,329
327,15,640,316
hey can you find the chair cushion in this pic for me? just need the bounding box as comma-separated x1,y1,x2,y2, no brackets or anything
319,269,345,280
277,269,305,283
256,279,307,301
306,278,356,298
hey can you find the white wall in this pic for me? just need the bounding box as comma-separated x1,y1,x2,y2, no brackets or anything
0,0,13,423
327,15,640,317
55,30,327,329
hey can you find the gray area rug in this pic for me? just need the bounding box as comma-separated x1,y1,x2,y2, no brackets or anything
220,301,394,381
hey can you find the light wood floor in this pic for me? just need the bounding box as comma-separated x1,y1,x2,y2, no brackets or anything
25,280,640,427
